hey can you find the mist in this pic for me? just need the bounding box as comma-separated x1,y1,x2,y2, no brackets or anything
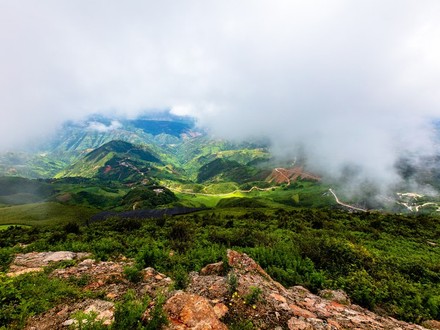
1,1,440,190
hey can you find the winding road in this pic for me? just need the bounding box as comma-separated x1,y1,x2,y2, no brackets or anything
168,185,274,197
329,189,367,212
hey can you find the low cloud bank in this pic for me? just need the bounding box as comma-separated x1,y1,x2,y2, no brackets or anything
0,1,439,193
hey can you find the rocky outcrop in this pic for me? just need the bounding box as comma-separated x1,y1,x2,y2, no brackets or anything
26,299,114,330
181,249,428,330
200,261,224,276
7,251,91,277
24,256,173,329
422,320,440,330
164,292,228,330
14,249,434,329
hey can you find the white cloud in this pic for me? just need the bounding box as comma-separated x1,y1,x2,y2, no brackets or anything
87,120,122,133
0,0,439,188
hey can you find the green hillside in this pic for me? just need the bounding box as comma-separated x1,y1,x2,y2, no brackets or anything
0,202,97,227
0,177,54,205
56,140,162,182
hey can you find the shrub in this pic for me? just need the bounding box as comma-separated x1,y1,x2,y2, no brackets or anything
145,294,168,330
70,311,106,330
113,290,148,330
92,237,124,261
172,265,189,290
338,269,379,310
227,273,238,295
64,222,81,235
169,221,194,252
0,247,14,272
244,286,262,305
124,266,142,283
0,273,81,329
136,244,169,270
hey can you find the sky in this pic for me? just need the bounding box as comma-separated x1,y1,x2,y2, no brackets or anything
1,0,440,186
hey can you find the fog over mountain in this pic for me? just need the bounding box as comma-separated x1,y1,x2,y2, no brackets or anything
1,1,440,188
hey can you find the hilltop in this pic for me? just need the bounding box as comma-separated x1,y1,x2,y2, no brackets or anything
1,207,440,329
3,250,436,329
56,140,162,182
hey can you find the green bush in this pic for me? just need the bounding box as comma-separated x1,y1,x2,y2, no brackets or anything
92,237,124,261
338,269,379,309
0,273,81,329
0,248,14,272
113,290,148,330
136,243,169,271
172,265,189,290
145,294,168,330
227,273,238,295
124,266,142,283
244,286,262,305
70,311,106,330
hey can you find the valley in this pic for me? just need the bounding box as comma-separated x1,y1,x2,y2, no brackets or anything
1,115,440,329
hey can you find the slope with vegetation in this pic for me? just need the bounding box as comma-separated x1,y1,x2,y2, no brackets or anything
0,207,440,328
0,115,440,328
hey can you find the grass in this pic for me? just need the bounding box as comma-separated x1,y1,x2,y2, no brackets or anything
0,225,31,231
172,180,334,209
0,202,98,227
175,192,223,208
1,206,440,325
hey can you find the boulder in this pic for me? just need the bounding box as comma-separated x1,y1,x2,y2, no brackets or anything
200,261,224,276
319,289,351,305
7,251,91,277
164,291,227,330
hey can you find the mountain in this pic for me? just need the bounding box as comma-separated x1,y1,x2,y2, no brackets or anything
56,140,162,182
0,113,271,181
0,113,197,178
1,113,439,213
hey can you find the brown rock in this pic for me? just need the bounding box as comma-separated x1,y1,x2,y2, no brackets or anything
319,290,351,305
213,303,228,319
290,286,312,297
226,249,286,292
290,304,317,319
288,317,336,330
164,292,227,330
106,293,117,300
227,249,266,275
200,262,224,276
24,299,114,330
83,300,115,326
19,249,431,330
78,259,95,267
7,251,91,277
271,292,287,303
327,319,342,329
288,317,315,330
7,267,44,277
423,320,440,330
187,273,228,301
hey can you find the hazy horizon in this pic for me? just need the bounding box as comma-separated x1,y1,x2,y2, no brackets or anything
1,1,440,189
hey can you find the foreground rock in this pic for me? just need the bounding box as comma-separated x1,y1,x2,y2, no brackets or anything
24,257,173,329
14,250,433,329
182,249,428,330
164,292,228,330
7,251,91,277
26,299,114,330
